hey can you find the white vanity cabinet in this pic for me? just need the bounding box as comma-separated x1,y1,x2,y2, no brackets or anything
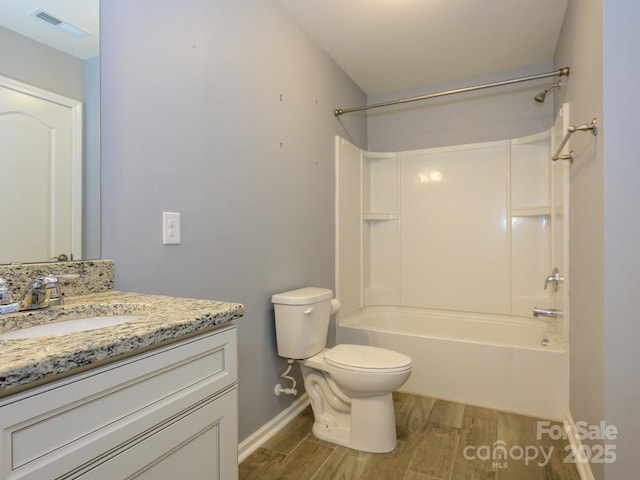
0,324,238,480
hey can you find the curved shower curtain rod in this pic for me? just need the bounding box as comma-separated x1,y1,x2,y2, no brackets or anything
334,66,570,116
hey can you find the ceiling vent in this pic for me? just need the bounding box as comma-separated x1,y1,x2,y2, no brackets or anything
30,9,90,37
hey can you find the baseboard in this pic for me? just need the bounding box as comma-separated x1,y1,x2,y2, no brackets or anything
238,393,310,463
564,411,595,480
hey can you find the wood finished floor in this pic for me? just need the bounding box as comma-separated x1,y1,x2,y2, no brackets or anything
240,392,581,480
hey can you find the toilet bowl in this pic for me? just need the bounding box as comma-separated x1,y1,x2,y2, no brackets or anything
305,344,412,397
302,344,412,452
271,287,413,453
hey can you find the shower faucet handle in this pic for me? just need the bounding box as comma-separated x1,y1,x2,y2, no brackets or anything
544,267,564,292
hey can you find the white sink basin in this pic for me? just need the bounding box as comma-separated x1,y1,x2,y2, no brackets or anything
0,315,144,340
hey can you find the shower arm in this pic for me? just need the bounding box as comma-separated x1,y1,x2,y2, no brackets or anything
334,67,570,116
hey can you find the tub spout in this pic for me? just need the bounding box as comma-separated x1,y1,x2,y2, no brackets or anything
533,307,563,318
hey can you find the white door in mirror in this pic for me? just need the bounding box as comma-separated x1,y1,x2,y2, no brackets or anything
0,76,82,264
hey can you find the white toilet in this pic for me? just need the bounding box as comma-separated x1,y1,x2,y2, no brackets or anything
272,287,412,453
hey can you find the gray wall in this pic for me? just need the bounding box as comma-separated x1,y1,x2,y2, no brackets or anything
100,0,366,441
366,63,555,151
84,56,101,260
602,1,640,477
555,2,605,478
557,0,640,477
0,25,84,100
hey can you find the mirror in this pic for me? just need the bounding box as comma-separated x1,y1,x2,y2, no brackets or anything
0,0,99,264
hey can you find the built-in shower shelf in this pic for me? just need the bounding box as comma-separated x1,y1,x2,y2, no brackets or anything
363,212,398,221
511,206,563,217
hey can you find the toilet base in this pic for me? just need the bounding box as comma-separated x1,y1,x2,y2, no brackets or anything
311,393,397,453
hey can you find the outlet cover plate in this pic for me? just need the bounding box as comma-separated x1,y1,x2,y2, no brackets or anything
162,212,181,245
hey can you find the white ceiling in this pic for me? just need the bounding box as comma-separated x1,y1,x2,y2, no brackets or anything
278,0,569,95
0,1,568,87
0,0,99,59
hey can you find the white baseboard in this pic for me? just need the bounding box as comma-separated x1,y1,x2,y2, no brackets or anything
564,411,595,480
238,393,310,463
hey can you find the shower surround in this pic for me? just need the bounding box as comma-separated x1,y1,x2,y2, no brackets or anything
335,125,570,419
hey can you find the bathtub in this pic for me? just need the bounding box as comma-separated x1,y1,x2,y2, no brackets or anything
336,306,569,420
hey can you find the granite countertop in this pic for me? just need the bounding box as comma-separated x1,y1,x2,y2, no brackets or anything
0,291,245,397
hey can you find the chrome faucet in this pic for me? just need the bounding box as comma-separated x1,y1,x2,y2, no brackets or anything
20,275,64,310
0,275,64,314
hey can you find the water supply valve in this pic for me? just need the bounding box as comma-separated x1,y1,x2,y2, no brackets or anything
274,359,297,396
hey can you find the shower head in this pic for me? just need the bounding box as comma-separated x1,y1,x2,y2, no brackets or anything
534,82,561,103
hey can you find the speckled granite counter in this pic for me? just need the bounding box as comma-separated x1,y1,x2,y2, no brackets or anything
0,260,114,297
0,291,244,397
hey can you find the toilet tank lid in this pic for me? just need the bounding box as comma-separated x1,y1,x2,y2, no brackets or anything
271,287,333,305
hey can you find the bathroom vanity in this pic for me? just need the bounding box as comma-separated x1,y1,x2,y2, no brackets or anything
0,271,244,480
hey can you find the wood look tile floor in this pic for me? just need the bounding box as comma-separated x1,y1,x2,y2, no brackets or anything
240,392,581,480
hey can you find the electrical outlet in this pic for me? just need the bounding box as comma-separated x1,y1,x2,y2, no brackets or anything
162,212,181,245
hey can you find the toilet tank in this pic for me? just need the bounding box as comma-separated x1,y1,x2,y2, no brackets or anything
271,287,333,359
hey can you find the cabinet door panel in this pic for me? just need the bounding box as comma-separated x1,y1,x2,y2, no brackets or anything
77,388,238,480
12,339,228,469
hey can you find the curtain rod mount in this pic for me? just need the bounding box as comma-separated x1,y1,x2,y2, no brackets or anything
552,117,598,163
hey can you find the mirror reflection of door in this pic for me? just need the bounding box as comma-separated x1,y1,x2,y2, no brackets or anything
0,76,82,264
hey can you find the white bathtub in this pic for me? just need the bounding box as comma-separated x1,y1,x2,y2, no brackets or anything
336,306,568,420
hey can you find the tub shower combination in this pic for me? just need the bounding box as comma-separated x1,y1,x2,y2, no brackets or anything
335,124,570,420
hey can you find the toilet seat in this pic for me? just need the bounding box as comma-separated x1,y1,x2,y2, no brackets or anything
324,344,412,373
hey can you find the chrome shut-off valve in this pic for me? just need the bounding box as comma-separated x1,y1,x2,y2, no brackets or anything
544,267,564,292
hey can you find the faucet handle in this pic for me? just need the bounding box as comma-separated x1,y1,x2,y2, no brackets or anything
544,267,564,292
0,278,14,305
41,275,64,306
22,274,64,309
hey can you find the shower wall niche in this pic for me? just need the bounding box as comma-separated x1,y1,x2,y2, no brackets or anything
336,129,568,321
